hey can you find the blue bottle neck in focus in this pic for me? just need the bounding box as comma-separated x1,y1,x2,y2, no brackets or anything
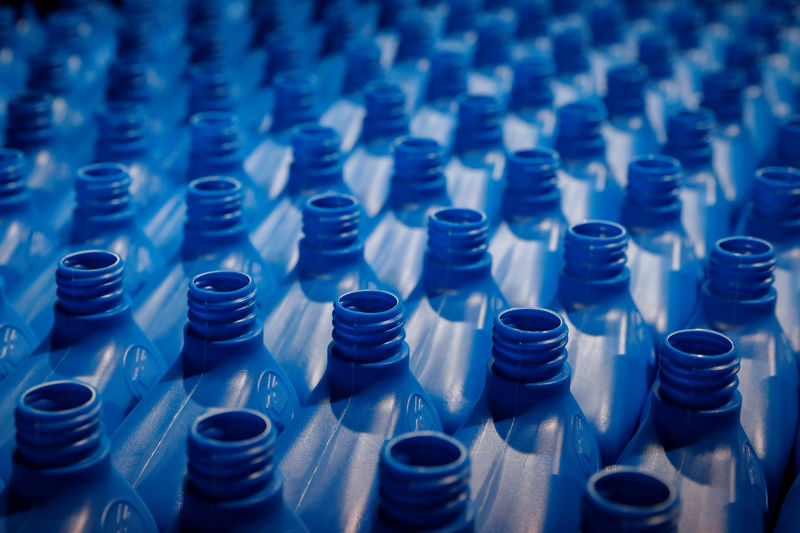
743,167,800,245
454,95,503,155
389,137,449,210
287,125,344,196
502,148,561,220
182,177,250,259
662,109,714,170
298,194,364,278
188,112,244,180
423,208,493,292
71,164,137,242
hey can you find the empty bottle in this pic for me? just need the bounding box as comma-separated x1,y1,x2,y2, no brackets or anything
623,155,702,343
505,54,557,154
618,329,768,533
0,381,157,533
490,148,567,308
0,250,167,483
552,26,596,107
0,274,35,380
764,115,800,168
455,308,601,532
405,207,507,433
549,220,655,464
638,31,681,142
470,15,514,98
275,289,441,532
112,270,298,531
373,431,475,533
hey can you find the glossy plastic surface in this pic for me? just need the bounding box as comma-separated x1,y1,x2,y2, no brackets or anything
0,276,35,381
775,474,800,533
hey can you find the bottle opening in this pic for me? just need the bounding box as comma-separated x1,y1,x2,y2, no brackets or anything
717,236,772,256
80,163,127,179
589,468,676,512
191,271,252,294
60,250,121,272
572,221,625,240
22,381,96,415
433,207,485,225
498,308,562,333
665,329,735,357
388,433,466,469
308,194,356,210
194,409,271,444
338,290,399,315
191,176,241,193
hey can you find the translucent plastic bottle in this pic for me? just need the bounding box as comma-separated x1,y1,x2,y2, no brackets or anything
178,409,309,533
688,236,799,507
618,329,768,533
469,15,514,98
638,31,681,142
373,432,475,533
0,250,167,483
0,274,35,379
549,221,655,464
552,26,596,107
765,115,800,168
504,54,557,154
0,381,158,533
623,155,702,343
112,270,298,531
455,308,601,533
404,207,507,433
587,3,629,96
275,289,441,532
490,148,567,309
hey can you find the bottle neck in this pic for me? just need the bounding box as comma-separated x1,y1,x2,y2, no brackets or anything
474,16,512,68
27,51,70,95
553,28,590,75
509,55,554,112
390,138,448,209
605,65,646,118
298,194,363,277
502,148,561,219
555,100,606,160
663,109,715,169
71,164,136,240
423,208,492,291
777,118,800,168
426,49,468,103
396,15,433,61
5,92,56,151
0,149,31,208
638,32,673,80
702,70,745,124
188,112,244,180
187,64,237,117
360,81,409,145
271,71,319,134
342,38,383,95
622,155,683,230
515,0,548,39
589,4,623,46
288,126,343,195
182,177,249,259
106,58,151,104
94,102,150,161
264,33,305,84
668,8,701,51
454,95,503,155
744,167,800,244
725,40,764,85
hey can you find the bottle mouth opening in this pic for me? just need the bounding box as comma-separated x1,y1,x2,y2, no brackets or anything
308,193,357,210
666,329,735,357
630,154,680,173
0,148,23,167
190,176,242,193
275,70,317,88
511,147,559,166
387,433,467,471
193,409,271,445
79,162,127,179
498,308,563,333
588,468,676,513
397,137,440,153
293,124,339,144
190,111,238,130
60,250,121,272
756,167,800,185
21,381,96,415
716,236,773,257
669,108,715,130
571,221,626,240
432,207,486,226
191,270,253,294
337,290,400,315
459,93,500,112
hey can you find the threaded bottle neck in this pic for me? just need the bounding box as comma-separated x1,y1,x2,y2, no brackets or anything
186,176,246,237
582,467,679,533
378,432,474,531
289,125,343,194
106,57,150,103
624,155,682,226
777,116,800,167
5,92,55,150
663,109,714,168
271,71,319,133
505,148,560,206
474,15,512,67
27,51,70,94
189,112,243,178
361,81,409,144
95,101,149,160
74,163,134,223
702,70,745,123
454,94,503,154
605,64,646,117
15,381,105,470
746,167,800,240
396,13,433,61
725,40,765,85
56,251,126,317
331,290,405,363
510,54,554,112
187,270,258,341
589,4,623,46
747,11,782,53
188,64,236,116
515,0,548,38
707,236,775,301
425,208,491,286
446,0,479,34
563,221,628,282
426,47,468,103
187,409,278,501
342,38,383,95
638,32,673,80
391,137,447,204
667,8,701,50
553,27,590,75
658,329,739,410
491,308,568,383
321,8,356,55
555,99,606,160
0,149,29,205
299,193,362,272
264,32,305,83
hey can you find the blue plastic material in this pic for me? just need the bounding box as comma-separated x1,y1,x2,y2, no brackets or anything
455,308,600,532
638,31,682,142
405,207,507,433
505,54,556,154
623,155,702,343
662,108,731,260
550,220,655,465
776,474,800,533
687,236,799,506
618,329,768,533
0,381,157,533
179,409,308,533
555,99,623,226
365,137,450,300
769,117,800,168
0,250,166,483
112,270,298,531
0,275,35,379
275,289,441,532
552,27,595,106
373,431,475,533
490,148,567,308
580,467,679,533
412,46,468,149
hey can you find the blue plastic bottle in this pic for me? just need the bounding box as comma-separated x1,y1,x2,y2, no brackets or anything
250,125,352,281
178,409,308,533
391,11,434,110
504,54,557,154
638,31,681,142
447,94,506,223
587,3,628,96
552,26,596,107
372,431,475,533
112,270,298,531
0,149,60,289
344,81,410,220
687,235,799,506
0,381,157,533
0,250,166,483
662,108,731,260
550,220,655,464
404,207,507,433
776,474,800,533
0,273,34,380
702,70,758,213
454,308,601,532
490,148,567,308
365,137,450,301
766,116,800,168
623,155,702,343
134,176,277,367
618,329,768,533
603,65,660,186
555,99,623,226
667,6,712,109
580,467,680,533
470,15,514,98
275,289,441,532
263,193,382,402
741,167,800,356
